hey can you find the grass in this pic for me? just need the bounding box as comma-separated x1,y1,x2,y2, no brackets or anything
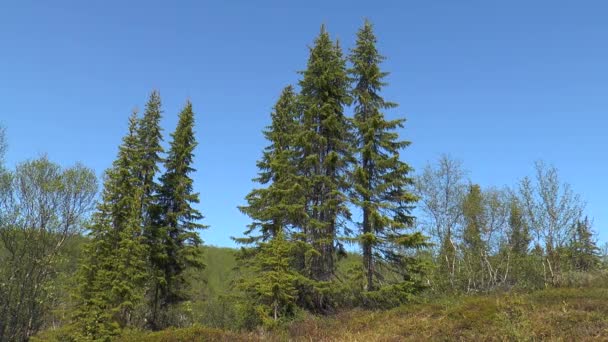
32,246,608,340
119,287,608,341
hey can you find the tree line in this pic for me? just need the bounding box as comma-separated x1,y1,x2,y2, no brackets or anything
415,156,599,294
0,21,603,341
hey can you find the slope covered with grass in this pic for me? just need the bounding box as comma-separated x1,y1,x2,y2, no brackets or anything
115,287,608,341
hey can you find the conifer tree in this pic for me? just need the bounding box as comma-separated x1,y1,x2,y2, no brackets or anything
134,91,170,328
138,90,164,220
73,112,148,340
238,86,306,243
569,217,600,272
237,232,305,328
508,199,530,256
462,184,486,290
298,26,352,283
462,185,485,253
150,101,206,328
505,198,534,287
349,20,426,292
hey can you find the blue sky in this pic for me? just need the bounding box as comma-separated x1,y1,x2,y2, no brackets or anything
1,1,606,247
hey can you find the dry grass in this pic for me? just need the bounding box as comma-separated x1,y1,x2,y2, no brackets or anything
83,288,608,341
278,288,608,341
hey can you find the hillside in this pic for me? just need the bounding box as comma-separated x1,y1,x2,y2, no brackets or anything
30,244,608,341
110,287,608,341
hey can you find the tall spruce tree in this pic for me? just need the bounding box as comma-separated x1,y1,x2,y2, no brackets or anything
150,101,206,328
298,26,353,283
138,90,164,220
238,86,306,243
135,91,168,328
349,20,426,292
73,112,148,340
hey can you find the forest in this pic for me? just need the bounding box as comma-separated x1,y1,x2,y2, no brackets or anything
1,21,606,341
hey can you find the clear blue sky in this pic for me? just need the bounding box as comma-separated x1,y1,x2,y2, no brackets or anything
1,1,606,247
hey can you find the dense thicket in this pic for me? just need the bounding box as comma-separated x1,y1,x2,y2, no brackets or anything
68,94,207,340
414,155,601,293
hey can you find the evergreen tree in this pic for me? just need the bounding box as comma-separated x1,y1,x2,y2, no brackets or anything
150,101,207,328
298,26,352,283
462,185,485,252
461,184,486,290
237,232,305,328
505,198,537,288
508,199,530,256
569,217,600,272
73,112,148,340
349,20,426,292
238,86,306,243
133,91,170,328
137,90,164,220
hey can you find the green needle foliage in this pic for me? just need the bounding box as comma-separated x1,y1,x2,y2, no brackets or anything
73,96,208,337
569,217,600,272
462,184,486,291
135,91,167,328
138,90,164,222
298,25,353,284
236,232,306,329
151,101,207,328
238,86,306,243
349,20,427,294
73,112,149,340
508,199,530,256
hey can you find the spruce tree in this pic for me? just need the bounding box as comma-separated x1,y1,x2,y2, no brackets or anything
298,26,352,283
237,232,305,328
151,101,206,328
73,112,148,340
508,199,530,256
349,20,426,292
505,198,533,287
570,217,600,272
134,91,168,328
138,90,164,220
462,184,486,290
238,86,306,243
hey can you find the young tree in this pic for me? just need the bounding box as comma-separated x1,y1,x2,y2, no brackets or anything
150,101,207,328
73,112,149,339
349,20,425,292
508,199,530,256
461,184,486,291
415,155,467,288
415,156,467,244
237,232,305,328
298,26,352,283
519,161,584,285
569,217,600,272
